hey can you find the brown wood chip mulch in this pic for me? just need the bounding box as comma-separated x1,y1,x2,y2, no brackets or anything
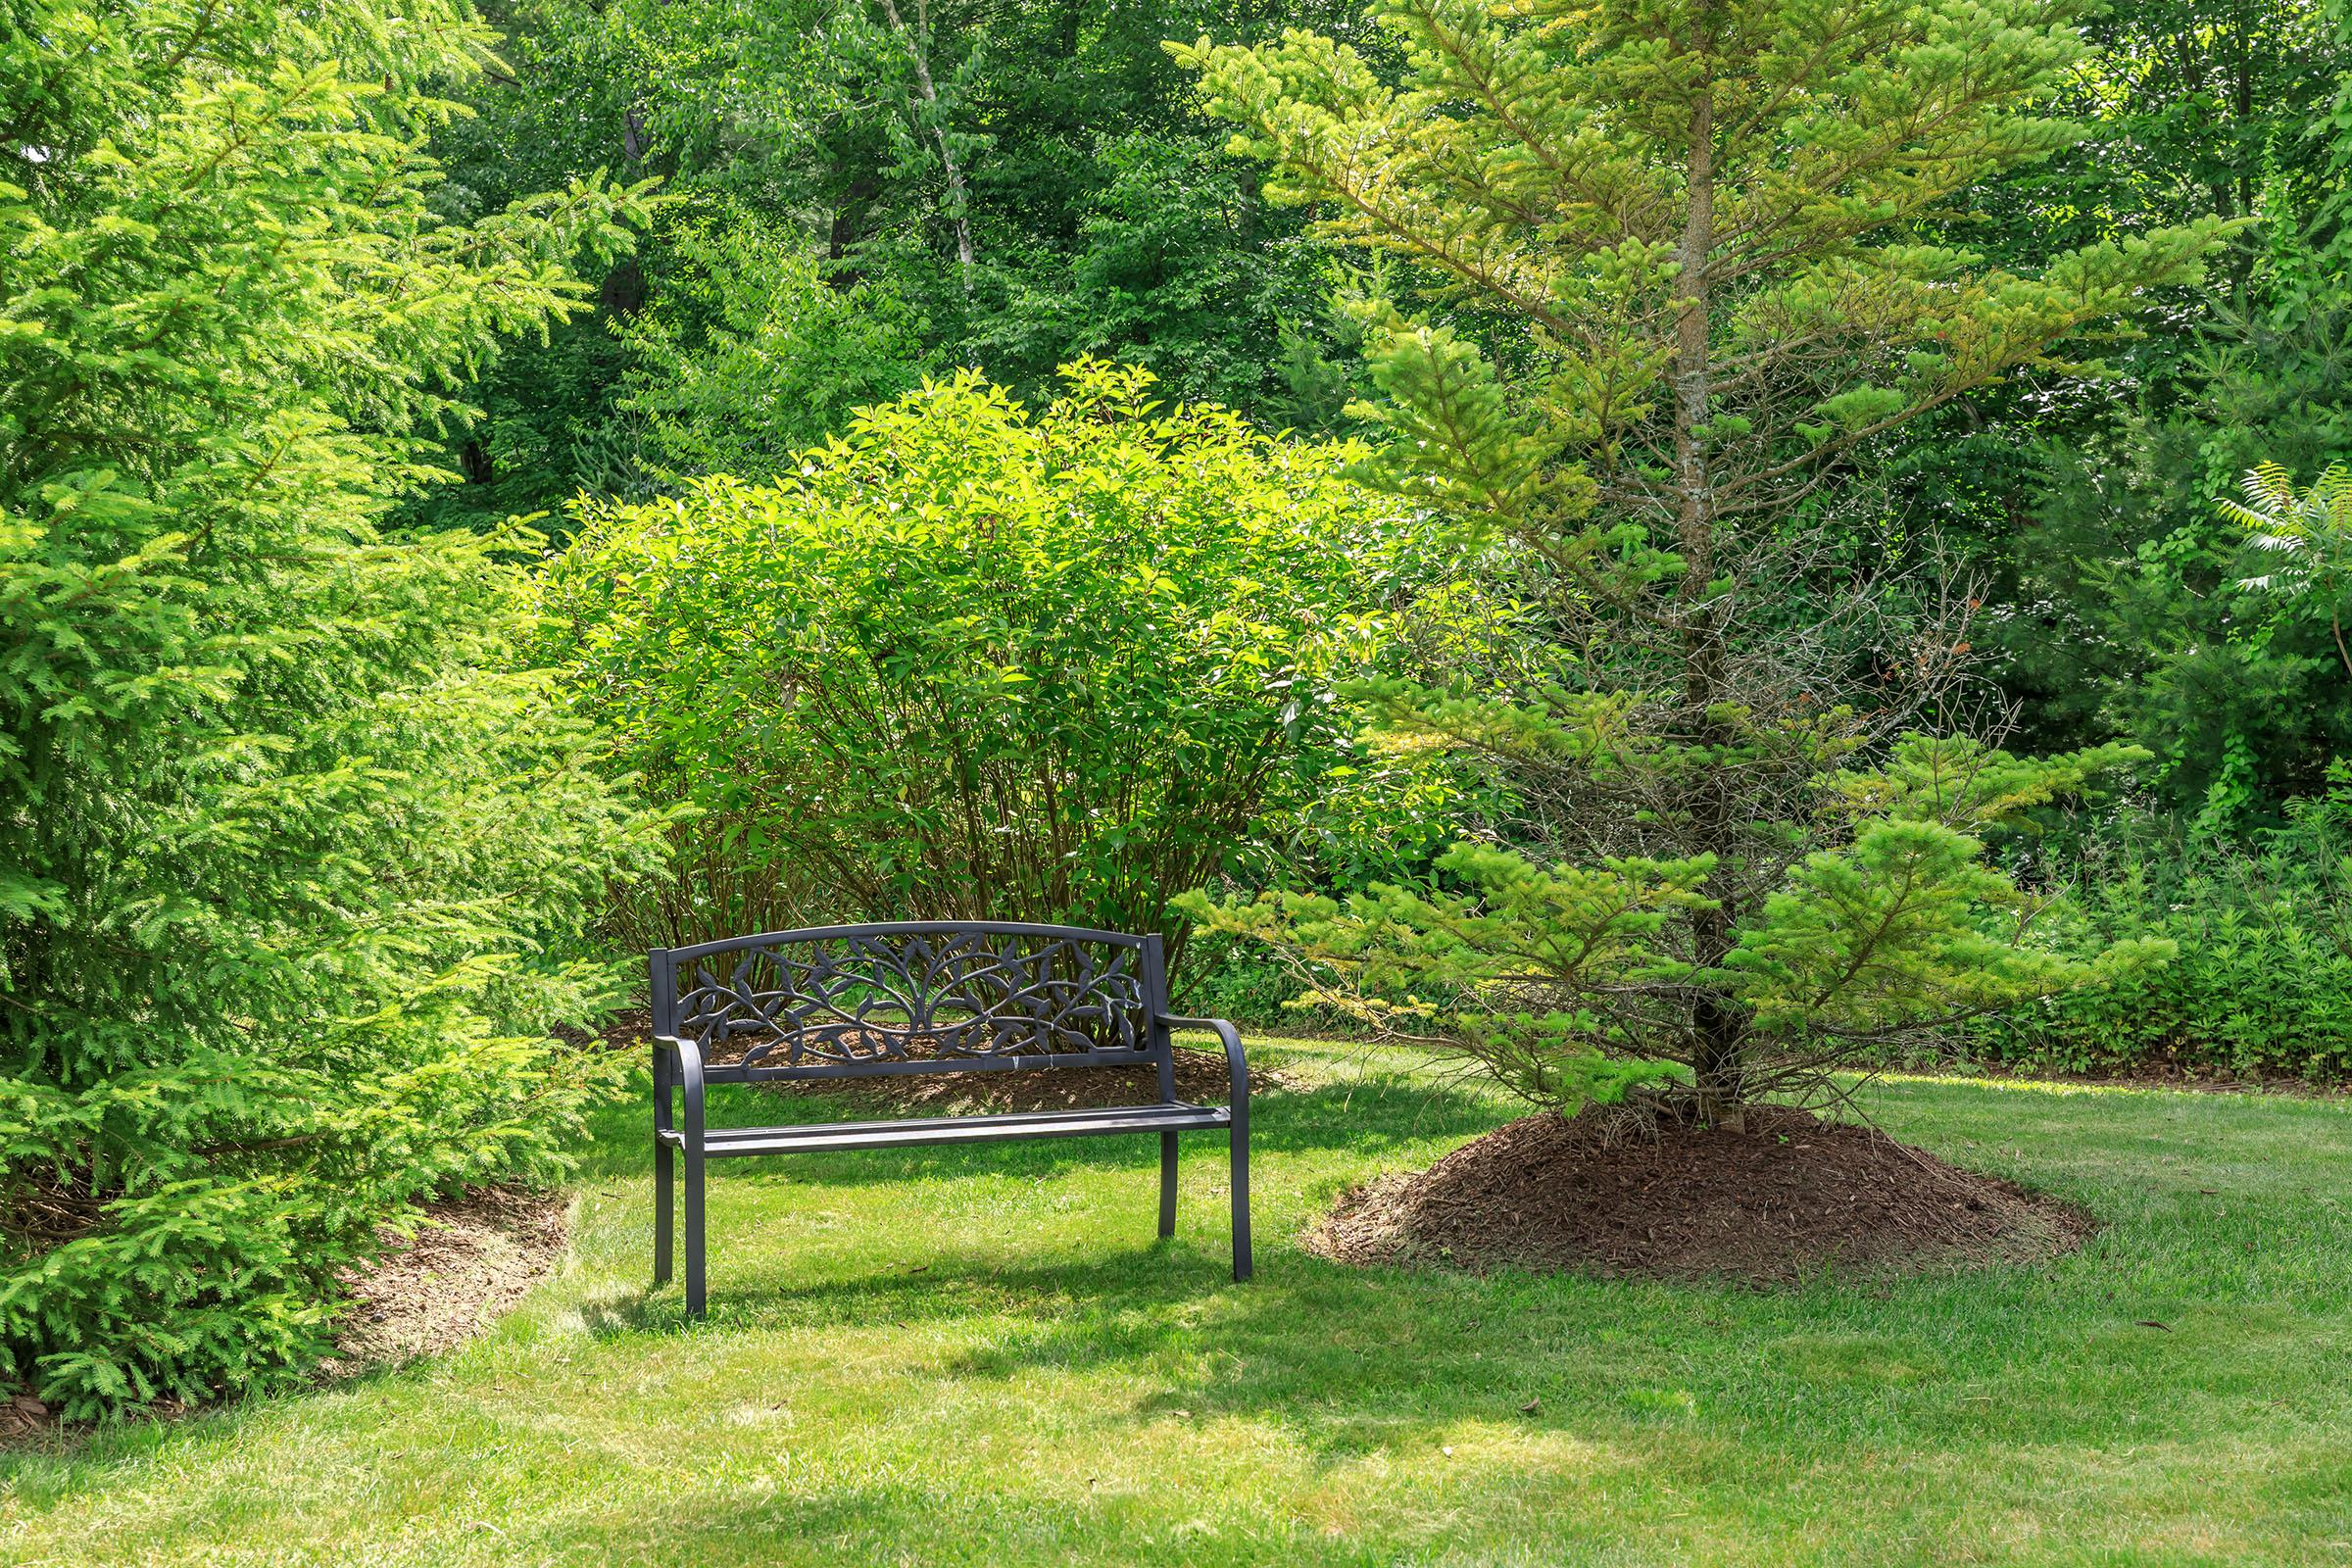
320,1185,571,1378
1313,1103,2091,1287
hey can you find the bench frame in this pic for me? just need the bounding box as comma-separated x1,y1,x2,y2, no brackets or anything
649,921,1250,1314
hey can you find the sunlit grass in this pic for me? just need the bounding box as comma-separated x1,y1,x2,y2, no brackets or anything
5,1037,2350,1566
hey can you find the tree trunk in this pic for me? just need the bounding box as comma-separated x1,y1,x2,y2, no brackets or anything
1672,15,1748,1127
1670,79,1716,599
607,105,651,316
877,0,976,302
599,257,645,315
1691,992,1746,1130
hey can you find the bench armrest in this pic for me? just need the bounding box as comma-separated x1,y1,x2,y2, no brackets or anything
652,1032,707,1144
1158,1015,1249,1110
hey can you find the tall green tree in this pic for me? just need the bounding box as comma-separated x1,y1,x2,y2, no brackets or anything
1984,282,2352,819
0,0,663,1415
614,205,936,484
1173,0,2219,1120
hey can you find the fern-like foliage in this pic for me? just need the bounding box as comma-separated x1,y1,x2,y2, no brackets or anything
2222,462,2352,672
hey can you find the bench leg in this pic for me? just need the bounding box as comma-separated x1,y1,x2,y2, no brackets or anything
654,1137,674,1287
684,1141,707,1317
1231,1121,1252,1283
1158,1129,1178,1239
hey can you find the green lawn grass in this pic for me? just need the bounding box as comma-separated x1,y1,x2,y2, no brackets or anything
6,1038,2351,1566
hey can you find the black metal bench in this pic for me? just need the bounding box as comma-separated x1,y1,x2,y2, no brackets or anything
648,921,1250,1314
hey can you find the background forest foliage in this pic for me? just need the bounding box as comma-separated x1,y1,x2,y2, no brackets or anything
441,0,2352,1078
432,0,2352,831
6,0,2352,1418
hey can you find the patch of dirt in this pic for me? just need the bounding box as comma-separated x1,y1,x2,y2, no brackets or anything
1314,1104,2090,1287
0,1392,55,1444
321,1186,570,1376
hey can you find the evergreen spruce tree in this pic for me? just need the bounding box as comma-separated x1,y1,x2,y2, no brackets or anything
1172,1,2224,1121
0,0,663,1414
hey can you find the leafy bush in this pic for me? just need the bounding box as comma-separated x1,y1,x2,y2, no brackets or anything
537,362,1432,960
619,206,935,483
1169,933,1372,1036
0,0,663,1417
1960,785,2352,1079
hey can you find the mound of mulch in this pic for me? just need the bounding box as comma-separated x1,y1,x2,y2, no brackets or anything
1314,1104,2089,1286
320,1185,570,1377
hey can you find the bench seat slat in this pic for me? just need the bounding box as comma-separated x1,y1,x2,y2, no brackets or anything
699,1100,1222,1140
661,1101,1230,1157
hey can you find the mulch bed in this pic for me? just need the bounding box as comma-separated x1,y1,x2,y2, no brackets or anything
1937,1059,2349,1098
0,1391,63,1444
321,1185,570,1377
1314,1103,2091,1287
4,1185,569,1445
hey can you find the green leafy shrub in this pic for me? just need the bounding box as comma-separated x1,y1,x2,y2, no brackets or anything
1961,785,2352,1079
0,0,664,1417
619,205,935,484
537,362,1431,960
1170,933,1372,1035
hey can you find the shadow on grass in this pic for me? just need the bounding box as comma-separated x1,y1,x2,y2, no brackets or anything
565,1056,1516,1355
563,1238,2060,1479
569,1255,1679,1478
35,1075,2352,1568
512,1484,1151,1567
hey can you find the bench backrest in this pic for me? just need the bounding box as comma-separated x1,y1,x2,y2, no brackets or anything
649,922,1169,1083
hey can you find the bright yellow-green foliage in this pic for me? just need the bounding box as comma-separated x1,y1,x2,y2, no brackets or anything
0,0,665,1418
1170,1,2220,1113
537,362,1435,955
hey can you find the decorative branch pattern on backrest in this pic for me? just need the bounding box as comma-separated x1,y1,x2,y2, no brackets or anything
667,926,1154,1070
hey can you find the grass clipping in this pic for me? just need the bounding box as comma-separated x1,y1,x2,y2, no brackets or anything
1315,1105,2089,1286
